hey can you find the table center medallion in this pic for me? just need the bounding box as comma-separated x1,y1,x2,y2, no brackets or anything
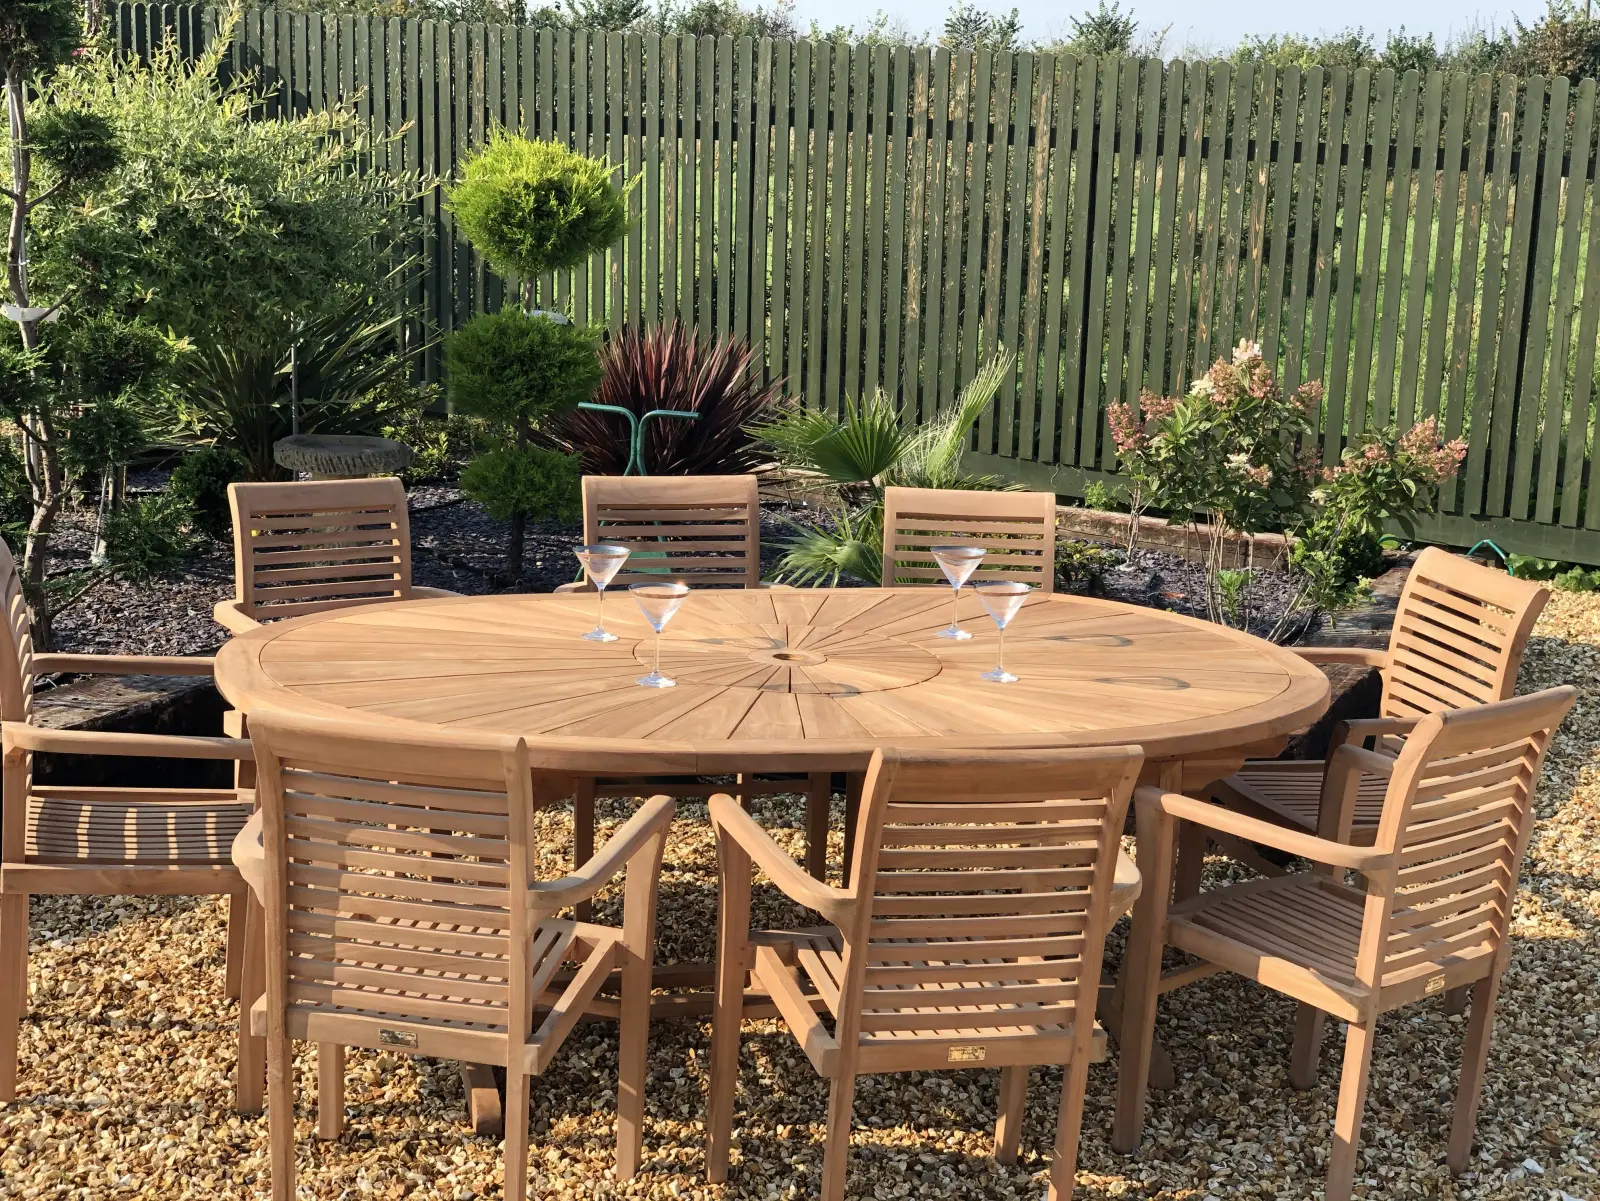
629,623,944,696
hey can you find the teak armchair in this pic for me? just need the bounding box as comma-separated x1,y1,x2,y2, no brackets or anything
1209,547,1549,850
1114,686,1576,1201
707,745,1143,1201
881,486,1057,592
235,713,675,1201
557,473,831,900
214,478,458,635
0,539,256,1104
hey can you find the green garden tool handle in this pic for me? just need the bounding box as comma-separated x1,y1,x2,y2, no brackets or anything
576,402,700,475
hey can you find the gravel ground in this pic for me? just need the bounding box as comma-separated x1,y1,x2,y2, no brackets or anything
3,584,1595,1196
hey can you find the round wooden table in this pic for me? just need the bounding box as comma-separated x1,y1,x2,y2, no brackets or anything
214,586,1330,778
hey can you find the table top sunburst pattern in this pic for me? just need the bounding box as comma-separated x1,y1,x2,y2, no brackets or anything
215,588,1330,768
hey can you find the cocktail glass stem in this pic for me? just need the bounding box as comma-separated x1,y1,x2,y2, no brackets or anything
653,627,663,677
949,584,960,634
994,624,1006,677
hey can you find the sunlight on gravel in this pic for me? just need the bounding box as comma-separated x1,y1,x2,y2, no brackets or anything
1,595,1596,1199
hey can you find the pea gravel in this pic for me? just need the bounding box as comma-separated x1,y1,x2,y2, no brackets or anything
2,596,1597,1200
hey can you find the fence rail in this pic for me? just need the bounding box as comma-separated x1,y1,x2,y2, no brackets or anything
118,3,1600,562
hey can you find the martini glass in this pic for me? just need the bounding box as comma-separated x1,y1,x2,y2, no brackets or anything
630,582,690,688
974,581,1032,683
574,544,631,642
930,546,987,640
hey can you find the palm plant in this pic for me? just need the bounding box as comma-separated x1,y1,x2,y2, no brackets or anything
753,351,1016,586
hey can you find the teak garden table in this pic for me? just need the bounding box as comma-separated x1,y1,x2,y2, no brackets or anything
216,586,1330,1130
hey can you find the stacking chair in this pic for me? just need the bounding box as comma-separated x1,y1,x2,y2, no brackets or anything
1209,547,1549,851
707,745,1143,1201
558,473,832,896
214,478,458,635
235,712,675,1201
0,539,256,1104
880,486,1058,592
1114,687,1576,1201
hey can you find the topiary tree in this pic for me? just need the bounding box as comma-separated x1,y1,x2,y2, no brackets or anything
447,132,629,313
444,134,627,579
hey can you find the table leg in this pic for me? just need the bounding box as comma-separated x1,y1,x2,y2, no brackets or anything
573,777,596,923
461,1063,504,1137
841,772,863,883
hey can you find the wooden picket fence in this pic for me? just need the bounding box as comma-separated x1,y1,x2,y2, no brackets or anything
118,3,1600,562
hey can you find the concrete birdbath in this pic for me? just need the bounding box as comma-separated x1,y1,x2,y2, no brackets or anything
273,434,414,480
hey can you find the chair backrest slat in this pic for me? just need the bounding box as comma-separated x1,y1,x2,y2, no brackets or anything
1381,547,1548,724
838,747,1140,1041
0,539,34,724
1366,687,1573,991
253,717,531,1039
582,474,761,589
881,487,1057,592
229,479,414,624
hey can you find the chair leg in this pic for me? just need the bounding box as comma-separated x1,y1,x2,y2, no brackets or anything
1448,973,1503,1174
266,1006,295,1201
1172,820,1207,903
0,893,28,1103
573,777,596,923
706,847,751,1185
236,895,267,1115
1324,1020,1376,1201
1047,1053,1092,1201
1288,1003,1326,1090
820,1073,857,1201
503,1064,532,1201
1442,984,1470,1016
615,938,653,1178
804,771,831,881
994,1065,1029,1164
223,888,247,1001
316,1043,345,1140
1112,795,1176,1155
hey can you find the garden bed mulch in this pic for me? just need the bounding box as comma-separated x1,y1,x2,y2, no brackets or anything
1,594,1595,1199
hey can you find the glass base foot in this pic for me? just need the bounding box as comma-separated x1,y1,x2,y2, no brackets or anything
636,672,676,688
980,667,1019,683
936,625,974,640
581,627,619,642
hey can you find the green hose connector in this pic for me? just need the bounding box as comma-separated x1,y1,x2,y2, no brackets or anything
576,402,700,475
1465,539,1514,575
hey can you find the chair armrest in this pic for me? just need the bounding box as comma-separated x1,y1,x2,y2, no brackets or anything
1329,716,1418,752
708,793,855,924
408,586,461,599
1291,646,1388,669
553,580,589,594
531,796,676,909
1136,785,1394,873
3,722,255,762
231,810,265,901
213,600,261,635
33,653,217,678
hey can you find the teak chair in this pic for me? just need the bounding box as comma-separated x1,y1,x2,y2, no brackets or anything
214,478,458,635
1209,547,1549,850
880,486,1058,592
707,745,1143,1201
0,539,256,1104
235,712,675,1201
558,473,831,898
1114,686,1576,1201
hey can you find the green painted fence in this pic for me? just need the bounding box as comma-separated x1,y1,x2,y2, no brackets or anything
119,4,1600,562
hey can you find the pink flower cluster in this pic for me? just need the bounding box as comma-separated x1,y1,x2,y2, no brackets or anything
1108,392,1178,456
1325,418,1468,485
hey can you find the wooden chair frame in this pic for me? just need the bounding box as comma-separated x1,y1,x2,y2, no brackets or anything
0,539,256,1106
237,713,675,1201
1115,686,1576,1201
707,745,1142,1201
880,486,1058,592
559,473,831,903
215,478,457,634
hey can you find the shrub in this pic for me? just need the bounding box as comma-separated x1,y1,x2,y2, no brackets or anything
168,446,247,541
1056,539,1120,591
548,322,783,476
459,444,582,527
446,133,630,306
101,492,199,581
383,404,488,484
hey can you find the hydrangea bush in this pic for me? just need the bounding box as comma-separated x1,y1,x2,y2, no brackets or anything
1108,340,1466,637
